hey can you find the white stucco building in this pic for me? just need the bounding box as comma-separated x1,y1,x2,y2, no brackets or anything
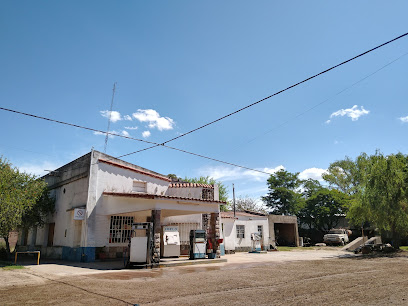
18,150,224,262
221,211,270,252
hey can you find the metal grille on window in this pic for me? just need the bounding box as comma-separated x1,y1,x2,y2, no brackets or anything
169,222,200,246
109,216,134,243
258,225,263,237
202,188,214,200
236,225,245,238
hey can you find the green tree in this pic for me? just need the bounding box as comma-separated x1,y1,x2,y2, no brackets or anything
183,176,229,211
167,174,179,180
322,155,369,196
0,157,54,255
300,188,350,232
347,152,408,248
302,178,323,198
262,170,303,215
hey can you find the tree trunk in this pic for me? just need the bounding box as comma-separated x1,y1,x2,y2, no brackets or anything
392,230,400,249
4,235,11,259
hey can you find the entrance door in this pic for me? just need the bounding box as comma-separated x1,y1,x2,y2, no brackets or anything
47,223,55,246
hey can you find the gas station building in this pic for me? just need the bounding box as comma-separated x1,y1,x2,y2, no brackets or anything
17,150,224,263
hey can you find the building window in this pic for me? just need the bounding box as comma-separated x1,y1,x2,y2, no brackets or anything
109,216,134,243
202,188,214,200
236,225,245,238
133,181,146,193
258,225,263,238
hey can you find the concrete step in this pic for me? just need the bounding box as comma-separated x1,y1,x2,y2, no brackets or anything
342,236,382,252
365,236,382,245
342,237,363,252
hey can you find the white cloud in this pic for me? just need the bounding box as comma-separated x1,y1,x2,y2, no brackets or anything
299,167,326,181
198,165,327,184
93,130,120,138
328,105,369,122
121,130,130,137
142,130,151,138
199,165,284,182
124,126,138,130
19,161,62,177
123,115,132,121
399,115,408,123
132,109,175,131
100,110,122,123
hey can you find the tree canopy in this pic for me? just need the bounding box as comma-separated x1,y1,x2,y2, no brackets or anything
299,187,350,232
234,195,267,214
346,152,408,248
0,157,54,254
262,169,303,215
183,176,229,211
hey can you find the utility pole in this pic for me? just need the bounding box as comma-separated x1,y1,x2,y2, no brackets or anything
233,183,236,218
104,82,117,153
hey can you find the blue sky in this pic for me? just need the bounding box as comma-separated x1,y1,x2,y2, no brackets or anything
1,1,407,202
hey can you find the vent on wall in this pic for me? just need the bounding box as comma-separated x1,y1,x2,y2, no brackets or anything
133,181,147,193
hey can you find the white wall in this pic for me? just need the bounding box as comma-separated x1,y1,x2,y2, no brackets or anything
167,187,203,199
221,216,269,251
85,151,172,247
51,177,89,247
163,214,202,225
221,219,235,251
167,185,220,201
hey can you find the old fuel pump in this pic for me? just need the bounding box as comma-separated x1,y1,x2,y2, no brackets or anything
125,222,153,267
161,225,180,258
189,229,206,259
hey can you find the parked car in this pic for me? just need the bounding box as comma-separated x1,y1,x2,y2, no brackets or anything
323,229,350,246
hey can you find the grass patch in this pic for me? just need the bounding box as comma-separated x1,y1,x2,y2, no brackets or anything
400,246,408,251
276,245,343,251
0,261,25,270
276,247,306,251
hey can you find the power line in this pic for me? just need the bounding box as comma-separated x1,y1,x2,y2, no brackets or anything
0,106,159,146
238,50,408,148
0,107,272,175
117,32,408,159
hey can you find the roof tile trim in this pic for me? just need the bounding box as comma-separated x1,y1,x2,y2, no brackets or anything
221,211,267,218
169,183,214,189
103,191,226,204
98,159,171,182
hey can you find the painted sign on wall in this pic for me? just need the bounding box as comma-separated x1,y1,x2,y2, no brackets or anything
74,208,86,220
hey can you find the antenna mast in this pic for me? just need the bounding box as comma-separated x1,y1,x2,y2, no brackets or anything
104,82,117,153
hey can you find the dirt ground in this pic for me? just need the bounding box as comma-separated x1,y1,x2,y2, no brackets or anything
1,250,408,305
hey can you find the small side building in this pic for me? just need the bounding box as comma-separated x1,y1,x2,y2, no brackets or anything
221,211,269,252
268,215,299,247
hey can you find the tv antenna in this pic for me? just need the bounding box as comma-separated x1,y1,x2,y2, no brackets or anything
104,82,117,153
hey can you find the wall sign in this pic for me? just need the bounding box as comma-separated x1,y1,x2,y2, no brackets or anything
74,208,86,220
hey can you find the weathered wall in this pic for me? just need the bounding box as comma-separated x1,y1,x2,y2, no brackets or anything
52,177,89,247
167,187,203,199
163,214,202,225
28,153,92,248
87,151,171,248
268,215,299,247
167,185,220,201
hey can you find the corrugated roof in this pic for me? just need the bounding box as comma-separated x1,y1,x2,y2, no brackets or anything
168,182,214,189
103,192,226,204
